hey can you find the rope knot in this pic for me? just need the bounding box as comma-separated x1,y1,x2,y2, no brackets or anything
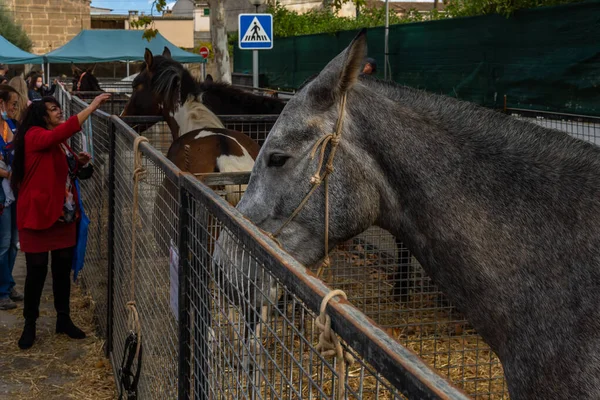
330,135,341,146
315,289,354,400
310,175,322,185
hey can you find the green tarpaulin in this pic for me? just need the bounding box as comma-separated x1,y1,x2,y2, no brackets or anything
45,30,205,63
234,1,600,115
0,35,43,64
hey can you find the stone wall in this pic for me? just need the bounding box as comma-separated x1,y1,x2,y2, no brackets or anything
3,0,91,54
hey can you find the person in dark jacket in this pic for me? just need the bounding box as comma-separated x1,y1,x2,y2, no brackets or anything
11,93,110,349
0,85,22,311
27,74,56,102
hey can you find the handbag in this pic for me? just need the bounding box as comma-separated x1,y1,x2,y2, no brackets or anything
77,163,94,180
72,179,90,281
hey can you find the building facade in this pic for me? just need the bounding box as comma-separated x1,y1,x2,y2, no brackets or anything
2,0,91,54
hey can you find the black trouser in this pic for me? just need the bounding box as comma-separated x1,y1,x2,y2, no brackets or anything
23,247,74,323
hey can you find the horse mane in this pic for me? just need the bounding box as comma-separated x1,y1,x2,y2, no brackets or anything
356,75,599,164
147,55,285,116
195,78,286,115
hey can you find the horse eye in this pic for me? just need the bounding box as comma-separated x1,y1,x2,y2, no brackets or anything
268,154,289,167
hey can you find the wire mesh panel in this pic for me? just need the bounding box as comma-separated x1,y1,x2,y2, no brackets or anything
73,91,131,116
220,115,278,146
196,173,501,399
327,229,507,399
179,175,468,400
117,117,173,156
110,118,181,398
118,115,279,156
507,109,600,147
70,110,112,337
99,81,134,94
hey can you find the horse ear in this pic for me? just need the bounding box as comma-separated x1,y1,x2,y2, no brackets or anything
311,28,367,98
337,29,367,94
205,74,213,83
71,63,83,75
162,47,172,59
144,48,154,69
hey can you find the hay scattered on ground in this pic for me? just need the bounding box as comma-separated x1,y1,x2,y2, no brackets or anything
326,240,508,399
1,283,117,400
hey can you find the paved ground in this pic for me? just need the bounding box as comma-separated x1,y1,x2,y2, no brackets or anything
0,253,116,400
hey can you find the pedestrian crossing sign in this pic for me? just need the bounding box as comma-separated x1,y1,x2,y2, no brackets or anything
239,14,273,50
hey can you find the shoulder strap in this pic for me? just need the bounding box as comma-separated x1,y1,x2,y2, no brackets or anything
1,121,9,144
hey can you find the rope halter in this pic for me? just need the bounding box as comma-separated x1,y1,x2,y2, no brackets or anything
76,71,87,91
270,93,348,278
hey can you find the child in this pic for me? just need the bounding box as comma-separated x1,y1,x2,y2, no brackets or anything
0,153,14,208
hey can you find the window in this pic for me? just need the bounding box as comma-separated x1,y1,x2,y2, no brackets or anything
204,8,210,16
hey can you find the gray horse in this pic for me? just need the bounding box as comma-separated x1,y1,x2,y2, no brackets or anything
215,30,600,398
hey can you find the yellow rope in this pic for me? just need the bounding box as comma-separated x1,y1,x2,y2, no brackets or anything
128,135,149,357
316,289,355,400
268,95,351,398
271,93,347,262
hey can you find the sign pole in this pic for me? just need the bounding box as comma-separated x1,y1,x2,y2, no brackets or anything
253,50,259,89
199,46,210,81
252,4,260,89
238,12,273,90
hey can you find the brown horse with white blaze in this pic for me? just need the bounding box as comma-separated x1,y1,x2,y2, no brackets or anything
121,47,262,181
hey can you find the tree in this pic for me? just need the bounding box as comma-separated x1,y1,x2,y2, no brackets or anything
444,0,586,17
133,0,233,83
207,0,231,83
0,7,33,51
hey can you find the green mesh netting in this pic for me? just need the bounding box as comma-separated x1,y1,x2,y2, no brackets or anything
234,1,600,115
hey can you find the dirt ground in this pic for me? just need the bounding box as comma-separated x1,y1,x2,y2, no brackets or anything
0,253,116,400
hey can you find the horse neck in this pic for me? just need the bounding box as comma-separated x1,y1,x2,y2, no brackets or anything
173,97,225,134
199,83,283,115
351,81,600,357
180,68,197,103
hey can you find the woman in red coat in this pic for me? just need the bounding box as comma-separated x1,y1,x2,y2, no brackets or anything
11,93,110,349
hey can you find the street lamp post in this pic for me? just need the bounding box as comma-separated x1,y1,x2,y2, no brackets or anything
249,0,265,89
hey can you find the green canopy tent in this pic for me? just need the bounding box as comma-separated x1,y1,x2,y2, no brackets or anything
43,29,205,82
0,34,44,64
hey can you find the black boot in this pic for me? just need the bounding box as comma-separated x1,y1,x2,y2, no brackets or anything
21,252,49,350
56,315,86,339
52,247,85,339
18,320,36,349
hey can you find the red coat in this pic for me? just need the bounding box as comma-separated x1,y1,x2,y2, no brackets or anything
17,116,81,231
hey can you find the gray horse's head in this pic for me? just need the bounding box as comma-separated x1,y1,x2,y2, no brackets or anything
236,30,381,266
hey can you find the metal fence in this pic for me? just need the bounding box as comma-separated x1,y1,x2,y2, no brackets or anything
58,90,472,400
506,108,600,147
59,86,600,400
118,115,278,156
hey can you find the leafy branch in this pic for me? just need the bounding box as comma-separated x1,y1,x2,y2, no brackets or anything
129,0,168,42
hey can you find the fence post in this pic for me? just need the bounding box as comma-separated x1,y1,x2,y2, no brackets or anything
105,120,116,358
178,176,191,400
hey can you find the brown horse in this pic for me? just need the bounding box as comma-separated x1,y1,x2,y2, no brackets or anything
71,64,103,92
121,47,264,188
121,47,285,140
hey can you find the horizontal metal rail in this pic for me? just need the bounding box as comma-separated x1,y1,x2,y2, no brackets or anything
506,107,600,123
